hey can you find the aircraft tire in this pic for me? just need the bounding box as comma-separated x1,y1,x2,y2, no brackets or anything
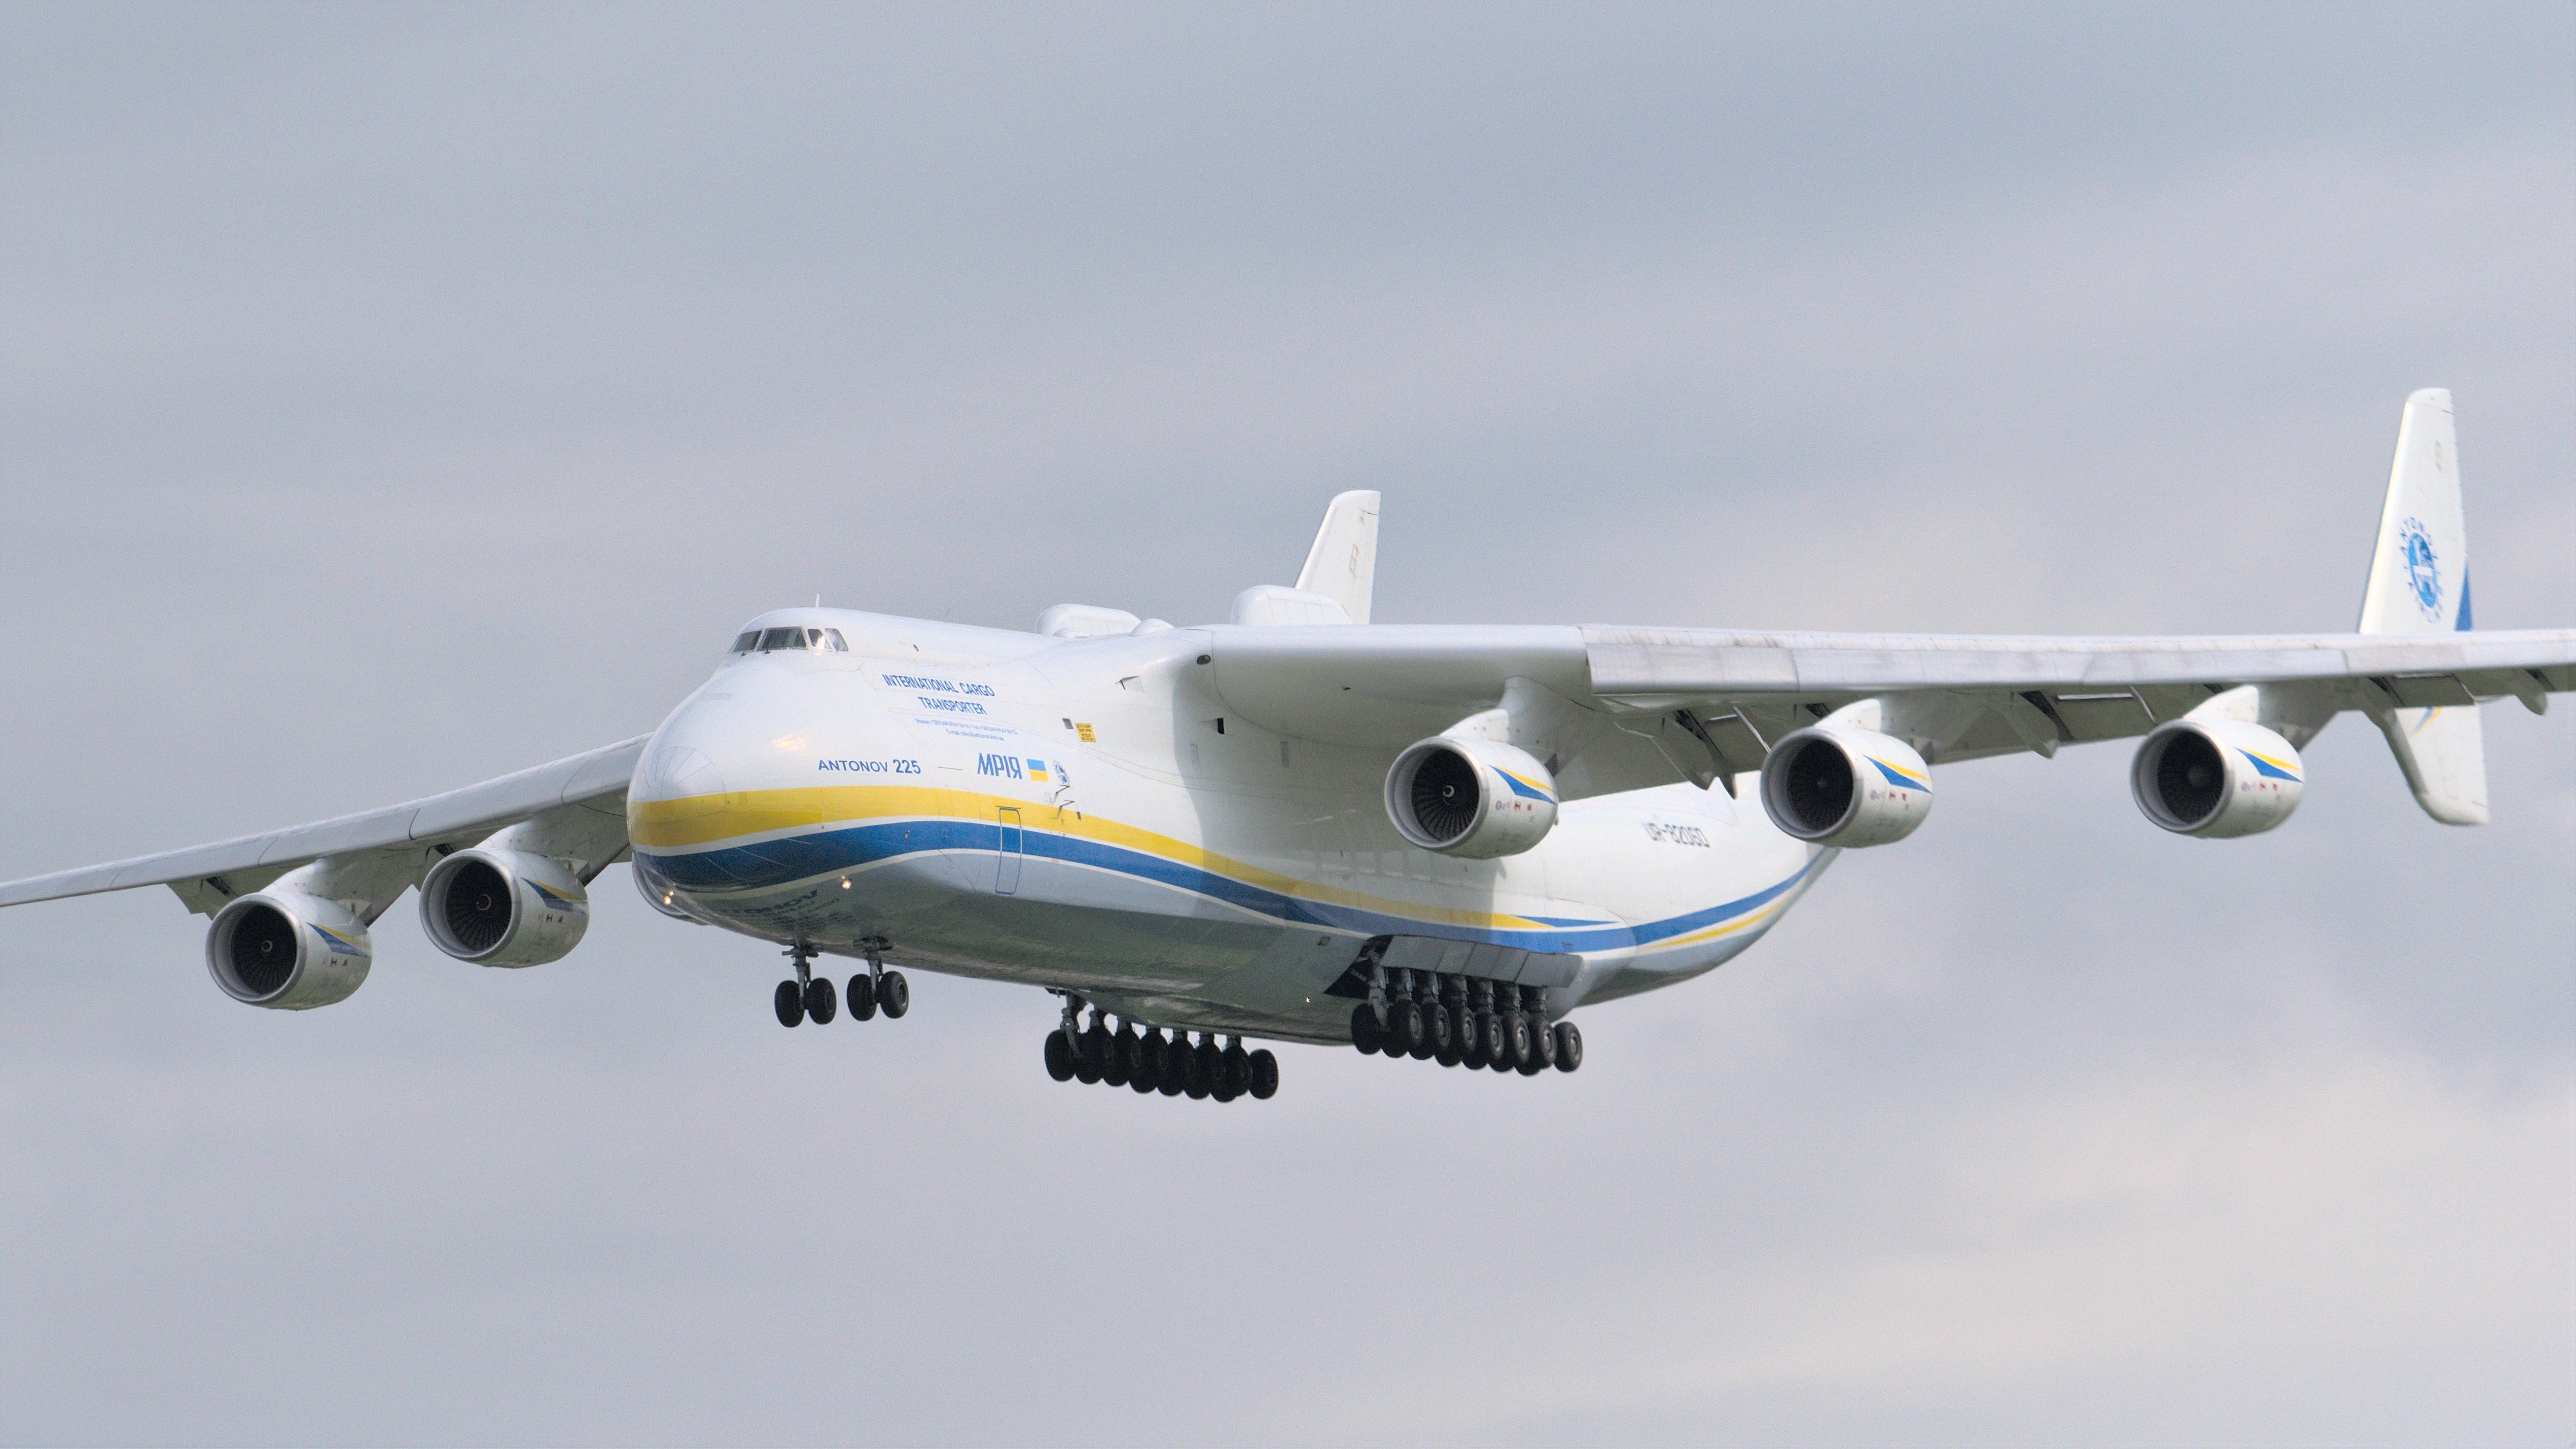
1553,1022,1582,1072
877,970,910,1019
1495,1013,1528,1071
1135,1031,1166,1088
1417,1003,1449,1061
1184,1040,1211,1099
774,980,804,1028
1349,1003,1382,1055
1247,1048,1279,1100
1158,1044,1188,1096
1195,1037,1224,1095
846,974,877,1021
1221,1042,1250,1098
1044,1029,1076,1081
1111,1027,1142,1088
1471,1012,1499,1066
803,976,837,1025
1389,1000,1424,1056
1523,1020,1554,1074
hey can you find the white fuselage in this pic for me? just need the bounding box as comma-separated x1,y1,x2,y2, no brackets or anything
627,608,1830,1042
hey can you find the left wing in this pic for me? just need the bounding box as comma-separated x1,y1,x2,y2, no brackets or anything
0,736,646,918
1206,622,2575,801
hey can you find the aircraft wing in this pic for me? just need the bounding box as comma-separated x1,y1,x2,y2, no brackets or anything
0,736,647,917
1207,624,2576,795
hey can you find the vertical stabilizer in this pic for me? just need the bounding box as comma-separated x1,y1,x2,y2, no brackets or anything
1296,491,1380,626
2358,389,2487,824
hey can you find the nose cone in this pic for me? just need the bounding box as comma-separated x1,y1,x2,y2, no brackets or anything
627,684,753,856
626,660,886,896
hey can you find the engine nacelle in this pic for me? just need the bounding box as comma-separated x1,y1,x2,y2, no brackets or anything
2131,718,2304,838
421,848,591,966
1384,736,1559,858
1759,727,1934,847
206,891,372,1009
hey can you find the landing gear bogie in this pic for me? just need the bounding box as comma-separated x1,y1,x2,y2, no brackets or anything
771,943,911,1030
1043,1016,1283,1105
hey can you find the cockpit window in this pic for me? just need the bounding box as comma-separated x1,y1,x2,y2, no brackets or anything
733,626,849,655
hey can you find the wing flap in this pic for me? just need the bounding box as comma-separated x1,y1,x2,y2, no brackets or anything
1580,626,2576,703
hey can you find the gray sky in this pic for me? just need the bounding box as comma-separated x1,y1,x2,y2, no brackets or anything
2,5,2569,1443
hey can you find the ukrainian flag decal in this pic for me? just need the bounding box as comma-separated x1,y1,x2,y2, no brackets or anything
2236,748,2300,782
1026,758,1049,781
1868,757,1930,792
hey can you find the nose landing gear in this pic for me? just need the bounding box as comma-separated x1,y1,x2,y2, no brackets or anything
774,939,910,1030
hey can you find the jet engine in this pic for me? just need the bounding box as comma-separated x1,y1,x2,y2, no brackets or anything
420,848,591,966
206,891,372,1009
2130,718,2304,838
1384,736,1559,858
1758,727,1933,848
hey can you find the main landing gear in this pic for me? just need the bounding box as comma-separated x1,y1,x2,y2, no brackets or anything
773,940,910,1029
1348,973,1582,1075
1042,998,1279,1102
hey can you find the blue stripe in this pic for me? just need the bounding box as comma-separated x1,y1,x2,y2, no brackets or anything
634,821,1819,954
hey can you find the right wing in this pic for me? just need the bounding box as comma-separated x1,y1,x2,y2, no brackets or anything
0,736,647,918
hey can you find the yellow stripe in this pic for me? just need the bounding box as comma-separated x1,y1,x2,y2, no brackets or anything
1639,899,1788,952
630,785,1560,932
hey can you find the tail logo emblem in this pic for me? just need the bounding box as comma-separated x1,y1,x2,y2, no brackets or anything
2398,517,2441,619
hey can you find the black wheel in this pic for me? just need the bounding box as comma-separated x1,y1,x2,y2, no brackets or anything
1389,999,1424,1057
877,969,910,1019
774,980,804,1027
1472,1011,1499,1066
1247,1048,1279,1100
1044,1029,1076,1081
1349,1002,1383,1055
846,974,877,1021
1531,1016,1557,1069
1494,1012,1528,1071
1220,1043,1250,1100
1134,1031,1167,1093
1414,1001,1447,1061
1553,1021,1583,1072
1185,1037,1213,1099
1158,1039,1188,1096
1081,1019,1111,1073
803,976,837,1024
1105,1027,1136,1088
1451,1008,1480,1065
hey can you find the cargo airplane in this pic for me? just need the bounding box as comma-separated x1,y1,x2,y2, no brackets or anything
5,391,2569,1103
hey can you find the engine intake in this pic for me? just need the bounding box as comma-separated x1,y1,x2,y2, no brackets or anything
2131,718,2303,838
1758,727,1933,847
1384,736,1559,858
205,891,371,1009
421,848,591,966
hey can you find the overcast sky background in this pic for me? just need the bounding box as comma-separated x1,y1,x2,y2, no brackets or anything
1,5,2570,1444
